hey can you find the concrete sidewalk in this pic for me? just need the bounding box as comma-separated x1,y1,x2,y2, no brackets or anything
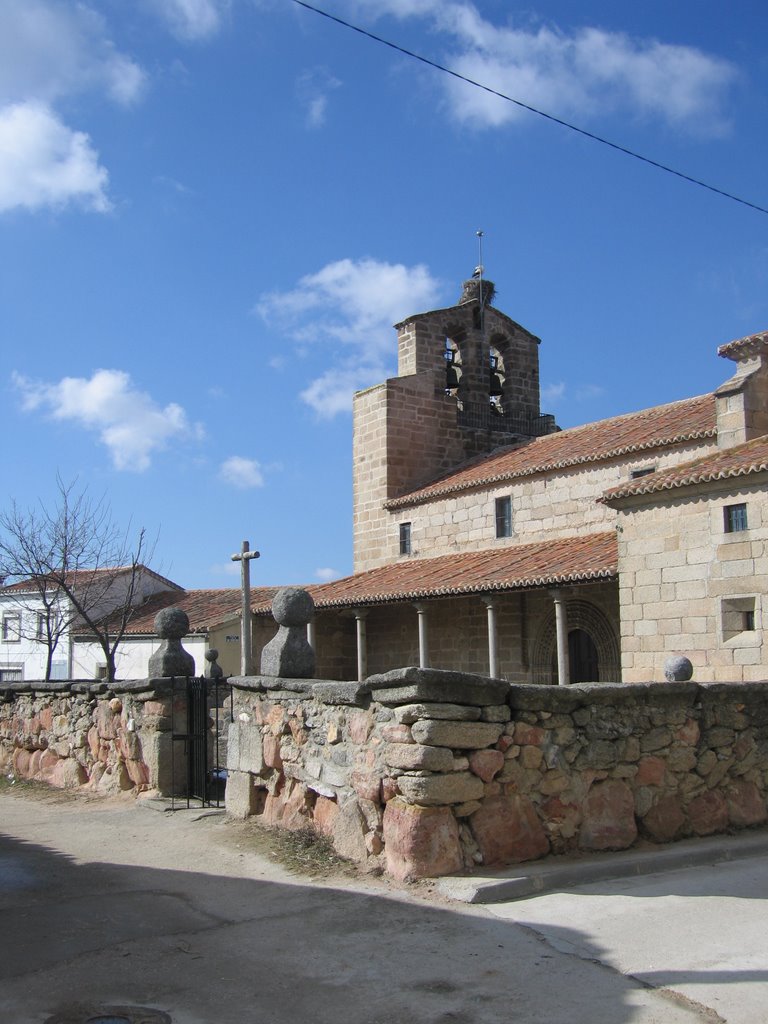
0,791,762,1024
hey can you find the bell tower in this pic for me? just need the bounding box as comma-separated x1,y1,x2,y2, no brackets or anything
352,272,558,571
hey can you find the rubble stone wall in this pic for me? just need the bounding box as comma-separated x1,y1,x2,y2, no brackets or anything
0,680,179,794
226,668,768,880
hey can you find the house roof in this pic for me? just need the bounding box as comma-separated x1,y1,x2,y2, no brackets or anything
2,565,183,595
600,434,768,505
118,586,280,635
384,393,716,510
252,532,617,612
717,329,768,361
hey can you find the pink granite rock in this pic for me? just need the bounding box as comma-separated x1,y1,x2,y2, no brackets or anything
676,719,700,746
348,710,373,744
635,756,666,787
383,797,463,881
470,794,549,866
263,733,283,770
726,780,767,827
579,779,637,851
513,722,545,746
313,795,339,836
50,758,87,789
687,790,729,836
641,795,685,842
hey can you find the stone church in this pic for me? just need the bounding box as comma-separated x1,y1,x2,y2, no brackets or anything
250,273,766,686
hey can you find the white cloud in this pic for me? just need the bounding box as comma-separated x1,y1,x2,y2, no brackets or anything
296,68,341,129
0,0,146,108
13,368,202,471
346,2,736,135
0,0,149,216
145,0,230,41
315,567,339,582
219,456,265,489
0,103,110,214
541,381,566,404
209,560,241,578
257,257,442,417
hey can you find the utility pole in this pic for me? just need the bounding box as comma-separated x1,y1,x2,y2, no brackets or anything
231,540,260,675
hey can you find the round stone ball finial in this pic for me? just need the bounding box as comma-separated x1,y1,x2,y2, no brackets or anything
272,587,314,627
154,607,190,641
664,655,693,682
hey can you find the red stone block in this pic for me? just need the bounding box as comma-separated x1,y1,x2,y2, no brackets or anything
348,710,373,744
726,780,767,827
513,722,544,746
263,733,283,770
687,790,729,835
350,770,381,803
381,777,398,803
676,719,700,746
579,780,637,851
468,749,505,783
641,795,685,842
635,756,666,787
39,707,54,731
381,723,412,744
470,794,549,866
383,798,463,881
313,795,339,837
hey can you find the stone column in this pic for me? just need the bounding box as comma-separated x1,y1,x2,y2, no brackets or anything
414,603,430,669
551,589,570,686
483,597,499,678
354,609,368,683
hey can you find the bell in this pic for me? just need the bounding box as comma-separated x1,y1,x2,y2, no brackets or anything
490,371,504,397
446,364,461,390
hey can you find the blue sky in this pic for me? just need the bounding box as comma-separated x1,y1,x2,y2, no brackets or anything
1,0,766,589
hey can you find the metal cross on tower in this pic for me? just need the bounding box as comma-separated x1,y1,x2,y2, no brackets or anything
230,540,260,675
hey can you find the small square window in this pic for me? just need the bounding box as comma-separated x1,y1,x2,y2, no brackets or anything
495,496,512,538
721,596,757,641
2,615,21,642
724,503,748,533
399,522,412,556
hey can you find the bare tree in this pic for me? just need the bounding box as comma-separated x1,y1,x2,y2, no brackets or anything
0,478,155,683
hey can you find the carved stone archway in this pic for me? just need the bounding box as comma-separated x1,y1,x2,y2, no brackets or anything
531,599,620,684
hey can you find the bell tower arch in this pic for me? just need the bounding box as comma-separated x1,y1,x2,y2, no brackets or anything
353,272,559,571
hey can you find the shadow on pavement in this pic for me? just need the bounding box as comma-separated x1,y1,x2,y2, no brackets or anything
0,822,709,1024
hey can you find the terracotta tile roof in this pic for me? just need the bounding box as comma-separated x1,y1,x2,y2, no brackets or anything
385,394,716,509
259,533,617,611
600,434,768,504
120,587,279,635
1,565,182,595
717,329,768,361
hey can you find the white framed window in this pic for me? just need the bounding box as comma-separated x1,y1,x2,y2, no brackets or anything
2,614,21,643
0,666,23,681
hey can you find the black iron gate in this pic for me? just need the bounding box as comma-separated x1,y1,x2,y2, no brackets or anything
171,675,232,808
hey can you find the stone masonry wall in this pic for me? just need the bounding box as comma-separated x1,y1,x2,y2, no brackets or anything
386,440,715,567
0,680,180,794
226,668,768,881
616,480,768,683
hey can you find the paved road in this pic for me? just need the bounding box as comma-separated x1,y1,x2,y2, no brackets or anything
0,791,762,1023
485,853,768,1024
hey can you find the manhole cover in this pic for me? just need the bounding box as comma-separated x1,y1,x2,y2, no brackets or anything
44,1006,171,1024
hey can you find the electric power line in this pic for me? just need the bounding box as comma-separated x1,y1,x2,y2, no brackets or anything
291,0,768,217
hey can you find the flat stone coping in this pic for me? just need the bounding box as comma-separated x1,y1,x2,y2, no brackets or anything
435,826,768,904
